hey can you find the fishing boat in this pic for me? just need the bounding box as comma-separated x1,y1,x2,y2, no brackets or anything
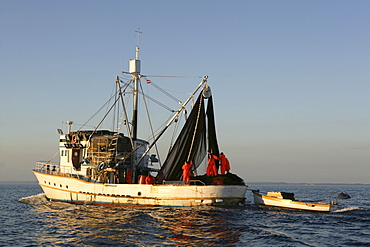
33,37,247,207
252,190,350,212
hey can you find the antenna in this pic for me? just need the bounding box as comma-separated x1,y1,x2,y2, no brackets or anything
62,121,74,134
135,28,142,60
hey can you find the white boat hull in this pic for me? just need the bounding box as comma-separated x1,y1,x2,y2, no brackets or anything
34,171,247,207
253,191,337,212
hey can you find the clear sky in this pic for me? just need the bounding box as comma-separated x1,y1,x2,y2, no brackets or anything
1,0,369,184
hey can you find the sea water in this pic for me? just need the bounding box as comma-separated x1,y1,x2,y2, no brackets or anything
1,183,369,246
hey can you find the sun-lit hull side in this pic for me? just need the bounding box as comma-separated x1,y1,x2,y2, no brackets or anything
253,192,337,212
33,171,247,207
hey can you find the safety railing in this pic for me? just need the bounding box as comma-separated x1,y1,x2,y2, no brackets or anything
35,161,60,174
34,161,90,180
162,180,206,185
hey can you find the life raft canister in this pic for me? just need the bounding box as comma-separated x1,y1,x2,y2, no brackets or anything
98,162,108,171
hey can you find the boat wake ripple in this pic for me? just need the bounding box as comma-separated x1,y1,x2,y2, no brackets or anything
19,193,79,211
19,193,47,205
333,206,368,213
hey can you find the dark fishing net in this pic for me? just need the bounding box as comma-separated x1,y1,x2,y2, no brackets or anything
156,93,206,183
192,173,245,185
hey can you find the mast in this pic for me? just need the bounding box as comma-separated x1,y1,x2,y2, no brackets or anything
128,29,142,184
130,29,142,139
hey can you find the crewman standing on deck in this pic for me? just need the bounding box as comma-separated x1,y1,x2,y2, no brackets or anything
182,160,193,181
219,152,230,174
206,151,219,176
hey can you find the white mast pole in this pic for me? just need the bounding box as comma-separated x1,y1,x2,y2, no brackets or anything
129,28,142,183
131,28,142,139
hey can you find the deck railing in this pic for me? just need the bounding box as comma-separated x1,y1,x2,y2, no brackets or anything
34,161,89,179
35,161,60,174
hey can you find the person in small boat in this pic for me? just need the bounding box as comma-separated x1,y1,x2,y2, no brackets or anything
182,160,193,181
206,151,219,176
219,152,230,174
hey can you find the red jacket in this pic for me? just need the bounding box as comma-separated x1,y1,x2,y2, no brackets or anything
219,154,230,174
206,154,219,176
182,161,193,181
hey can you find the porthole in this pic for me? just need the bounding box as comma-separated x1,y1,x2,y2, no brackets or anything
48,182,50,185
66,185,68,189
138,192,142,196
60,184,62,188
54,183,56,186
44,181,46,184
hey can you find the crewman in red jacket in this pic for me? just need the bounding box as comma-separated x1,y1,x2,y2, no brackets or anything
219,152,230,174
182,160,193,181
206,151,219,176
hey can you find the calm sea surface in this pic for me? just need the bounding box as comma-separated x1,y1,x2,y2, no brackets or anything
1,183,369,246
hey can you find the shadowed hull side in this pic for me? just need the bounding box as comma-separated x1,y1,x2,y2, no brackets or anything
34,171,247,207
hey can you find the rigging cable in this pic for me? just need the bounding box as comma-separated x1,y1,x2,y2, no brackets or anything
80,79,133,147
144,75,203,78
146,79,182,104
135,76,208,168
168,109,183,154
126,83,175,112
78,93,116,131
41,150,60,169
78,79,132,132
139,80,162,167
187,91,204,163
116,77,134,145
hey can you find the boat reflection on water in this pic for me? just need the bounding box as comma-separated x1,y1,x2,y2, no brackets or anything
30,199,246,246
33,202,151,246
149,207,245,246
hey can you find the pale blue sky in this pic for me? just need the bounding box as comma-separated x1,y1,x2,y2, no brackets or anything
1,0,369,183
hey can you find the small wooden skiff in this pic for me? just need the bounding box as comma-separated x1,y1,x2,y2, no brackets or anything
252,190,338,212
